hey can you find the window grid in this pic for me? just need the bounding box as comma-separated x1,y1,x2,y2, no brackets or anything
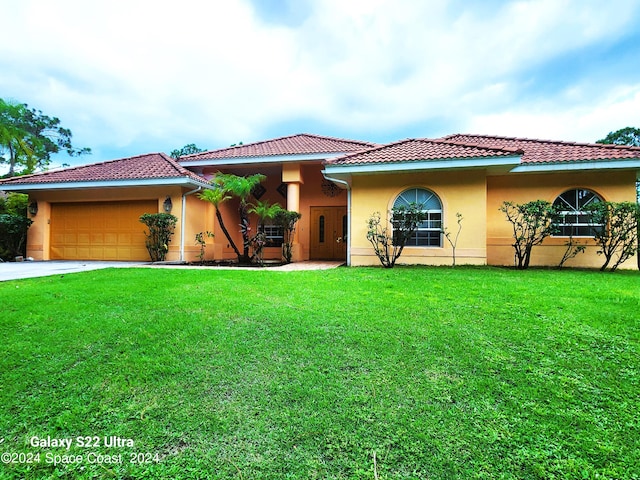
261,225,284,247
553,189,603,237
393,188,442,247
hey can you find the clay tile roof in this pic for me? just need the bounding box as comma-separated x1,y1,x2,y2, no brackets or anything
326,138,522,165
0,152,207,186
441,134,640,164
180,133,377,161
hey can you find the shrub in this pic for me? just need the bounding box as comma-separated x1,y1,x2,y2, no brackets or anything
0,192,28,216
366,203,428,268
585,201,640,271
274,209,302,264
139,213,178,262
442,212,463,267
557,234,586,269
194,231,214,264
0,213,32,260
500,200,558,269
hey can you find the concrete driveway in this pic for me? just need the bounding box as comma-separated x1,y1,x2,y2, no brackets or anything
0,261,146,281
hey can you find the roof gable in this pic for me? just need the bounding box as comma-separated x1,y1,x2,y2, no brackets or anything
325,138,522,166
0,152,207,187
180,133,376,161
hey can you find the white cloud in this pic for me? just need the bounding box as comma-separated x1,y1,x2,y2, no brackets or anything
466,84,640,142
1,0,639,165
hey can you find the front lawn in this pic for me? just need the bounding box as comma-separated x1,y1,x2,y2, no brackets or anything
0,267,638,479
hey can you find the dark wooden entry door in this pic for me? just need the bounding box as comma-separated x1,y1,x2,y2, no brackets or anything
310,206,347,260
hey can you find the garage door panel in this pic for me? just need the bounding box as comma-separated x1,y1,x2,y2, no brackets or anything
118,233,132,244
104,233,118,245
105,217,119,229
64,233,78,244
77,233,91,244
50,201,157,261
90,218,102,229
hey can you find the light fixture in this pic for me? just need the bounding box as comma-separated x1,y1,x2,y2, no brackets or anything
28,202,38,216
163,196,173,213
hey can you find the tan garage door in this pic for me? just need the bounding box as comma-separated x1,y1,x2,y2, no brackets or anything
50,201,157,261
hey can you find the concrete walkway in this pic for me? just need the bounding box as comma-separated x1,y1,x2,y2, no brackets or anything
142,260,345,272
0,260,344,281
0,261,146,282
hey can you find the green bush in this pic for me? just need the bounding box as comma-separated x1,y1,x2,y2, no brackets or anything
139,213,178,262
366,203,428,268
0,192,28,216
273,209,302,264
0,213,32,260
585,201,640,271
500,200,558,269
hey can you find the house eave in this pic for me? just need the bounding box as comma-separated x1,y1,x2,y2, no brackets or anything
510,159,640,173
0,177,212,192
323,155,522,175
180,152,349,167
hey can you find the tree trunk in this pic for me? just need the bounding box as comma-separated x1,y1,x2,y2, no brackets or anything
215,209,241,261
7,144,16,177
238,203,252,264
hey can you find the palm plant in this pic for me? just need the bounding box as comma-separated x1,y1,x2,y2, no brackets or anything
249,200,282,230
248,200,283,264
200,172,266,264
198,186,241,260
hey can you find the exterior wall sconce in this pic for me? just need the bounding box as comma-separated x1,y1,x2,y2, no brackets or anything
163,196,173,213
28,202,38,216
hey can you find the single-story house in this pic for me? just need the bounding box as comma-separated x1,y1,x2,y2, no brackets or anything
1,132,639,268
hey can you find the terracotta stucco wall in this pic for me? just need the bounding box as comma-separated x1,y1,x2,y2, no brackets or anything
208,172,290,261
205,163,347,262
350,170,488,266
487,169,638,269
181,193,215,262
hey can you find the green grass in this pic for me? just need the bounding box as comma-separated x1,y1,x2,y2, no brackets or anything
0,266,638,479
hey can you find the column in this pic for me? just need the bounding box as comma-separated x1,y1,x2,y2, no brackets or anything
282,163,303,261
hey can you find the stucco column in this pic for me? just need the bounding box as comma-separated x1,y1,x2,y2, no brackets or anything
285,182,303,261
27,200,50,261
286,182,300,213
282,163,303,261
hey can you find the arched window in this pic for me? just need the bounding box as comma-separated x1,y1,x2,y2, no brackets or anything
553,188,603,236
393,188,442,247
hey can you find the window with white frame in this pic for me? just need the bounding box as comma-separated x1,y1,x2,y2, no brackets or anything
552,188,603,236
393,188,442,247
260,223,284,247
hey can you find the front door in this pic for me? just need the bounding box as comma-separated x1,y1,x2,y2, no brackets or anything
310,206,347,260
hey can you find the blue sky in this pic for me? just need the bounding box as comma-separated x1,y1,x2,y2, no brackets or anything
1,0,639,170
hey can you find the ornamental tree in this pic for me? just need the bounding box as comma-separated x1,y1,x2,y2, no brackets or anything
366,203,428,268
585,201,640,271
139,213,178,262
198,172,266,264
596,127,640,270
500,200,558,269
274,208,302,264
